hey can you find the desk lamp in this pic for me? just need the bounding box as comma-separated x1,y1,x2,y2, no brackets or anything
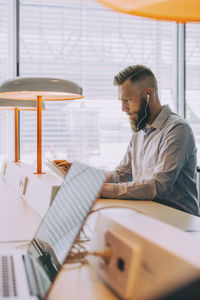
0,99,45,163
96,0,200,22
0,77,83,174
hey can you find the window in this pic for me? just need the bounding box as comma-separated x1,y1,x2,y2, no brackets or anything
19,0,177,170
0,0,15,165
186,23,200,163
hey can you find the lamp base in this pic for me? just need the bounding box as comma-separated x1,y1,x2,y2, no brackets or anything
34,172,46,175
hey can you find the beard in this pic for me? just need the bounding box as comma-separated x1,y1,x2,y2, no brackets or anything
129,97,151,132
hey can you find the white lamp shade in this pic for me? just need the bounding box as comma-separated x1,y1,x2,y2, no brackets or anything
0,77,83,101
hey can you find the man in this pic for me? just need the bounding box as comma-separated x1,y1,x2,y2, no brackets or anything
100,65,199,216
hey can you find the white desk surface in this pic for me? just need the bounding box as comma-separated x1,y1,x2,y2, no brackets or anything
1,174,200,299
0,176,41,242
48,263,117,300
95,199,200,232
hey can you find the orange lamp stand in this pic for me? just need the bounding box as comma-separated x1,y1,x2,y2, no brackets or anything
36,96,43,174
14,107,19,163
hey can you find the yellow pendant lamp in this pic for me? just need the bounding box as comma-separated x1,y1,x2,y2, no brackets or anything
96,0,200,23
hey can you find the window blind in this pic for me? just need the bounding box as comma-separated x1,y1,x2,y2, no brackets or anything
0,0,14,164
19,0,177,170
186,23,200,163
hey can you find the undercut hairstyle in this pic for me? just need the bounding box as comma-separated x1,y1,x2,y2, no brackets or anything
113,65,158,92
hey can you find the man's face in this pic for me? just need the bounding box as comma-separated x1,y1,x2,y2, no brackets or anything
118,79,150,132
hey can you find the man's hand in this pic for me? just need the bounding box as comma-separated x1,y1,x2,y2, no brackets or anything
53,159,71,173
96,173,112,198
104,173,112,183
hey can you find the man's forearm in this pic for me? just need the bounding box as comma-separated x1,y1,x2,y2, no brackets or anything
100,179,163,200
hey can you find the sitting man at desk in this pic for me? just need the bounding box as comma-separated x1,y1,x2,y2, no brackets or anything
100,65,199,216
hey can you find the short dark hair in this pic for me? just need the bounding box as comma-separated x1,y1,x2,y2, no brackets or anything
113,65,157,89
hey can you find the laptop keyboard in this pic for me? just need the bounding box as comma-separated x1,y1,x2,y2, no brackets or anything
0,255,17,297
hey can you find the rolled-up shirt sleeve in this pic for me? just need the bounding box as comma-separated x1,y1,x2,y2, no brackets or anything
101,123,195,200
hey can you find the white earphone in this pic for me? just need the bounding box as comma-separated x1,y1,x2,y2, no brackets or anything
136,94,150,131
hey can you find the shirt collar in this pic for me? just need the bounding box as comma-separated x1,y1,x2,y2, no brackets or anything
149,104,173,130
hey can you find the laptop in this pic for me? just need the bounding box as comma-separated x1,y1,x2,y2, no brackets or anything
0,162,106,299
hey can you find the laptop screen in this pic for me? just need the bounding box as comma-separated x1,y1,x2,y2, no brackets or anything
27,162,106,298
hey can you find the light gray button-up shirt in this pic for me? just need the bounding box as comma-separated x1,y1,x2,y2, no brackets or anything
101,105,199,216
